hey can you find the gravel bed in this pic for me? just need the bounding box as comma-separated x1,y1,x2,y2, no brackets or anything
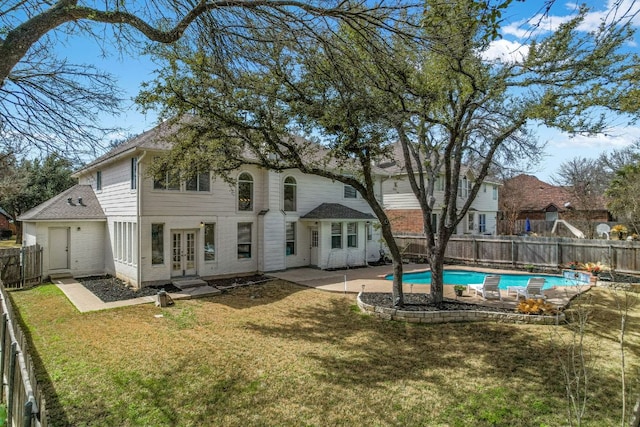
205,274,271,288
360,292,514,313
77,276,180,303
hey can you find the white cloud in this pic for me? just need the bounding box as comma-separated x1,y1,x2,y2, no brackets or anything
545,124,639,150
482,39,529,63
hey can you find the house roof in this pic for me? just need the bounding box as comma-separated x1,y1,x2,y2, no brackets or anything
74,121,177,175
18,185,106,221
377,141,500,184
301,203,376,220
502,174,608,211
0,207,10,219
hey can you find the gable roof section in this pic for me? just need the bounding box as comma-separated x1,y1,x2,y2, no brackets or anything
0,207,10,219
18,185,106,221
301,203,375,220
74,121,177,175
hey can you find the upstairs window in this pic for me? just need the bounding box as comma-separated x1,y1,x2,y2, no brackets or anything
492,185,498,200
238,172,253,211
284,176,297,211
344,184,357,199
130,158,137,190
96,171,102,191
153,169,180,190
186,171,210,192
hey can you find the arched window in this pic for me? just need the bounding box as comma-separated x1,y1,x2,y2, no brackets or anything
284,176,297,211
238,172,253,211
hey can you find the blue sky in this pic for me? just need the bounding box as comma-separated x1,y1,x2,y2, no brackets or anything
58,0,639,181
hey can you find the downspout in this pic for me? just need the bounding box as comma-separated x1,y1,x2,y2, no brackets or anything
136,151,147,289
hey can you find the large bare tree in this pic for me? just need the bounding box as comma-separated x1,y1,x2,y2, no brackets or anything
0,0,403,157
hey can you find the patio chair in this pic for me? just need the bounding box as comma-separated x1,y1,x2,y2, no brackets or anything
507,277,546,300
468,275,502,301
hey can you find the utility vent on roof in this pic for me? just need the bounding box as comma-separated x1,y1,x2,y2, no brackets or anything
78,197,85,206
67,198,75,206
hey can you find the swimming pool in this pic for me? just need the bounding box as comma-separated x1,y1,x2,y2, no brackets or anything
386,269,578,289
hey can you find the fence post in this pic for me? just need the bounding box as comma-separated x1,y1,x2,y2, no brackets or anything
0,313,6,403
7,341,17,424
20,247,25,288
23,400,32,427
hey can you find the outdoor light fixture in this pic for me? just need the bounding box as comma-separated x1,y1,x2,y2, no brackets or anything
199,222,205,227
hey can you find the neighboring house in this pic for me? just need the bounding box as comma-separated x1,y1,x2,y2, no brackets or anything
19,123,381,288
0,207,15,234
379,144,501,236
498,174,612,236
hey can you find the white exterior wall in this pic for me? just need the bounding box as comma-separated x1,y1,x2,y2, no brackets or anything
314,221,369,269
78,157,137,217
382,173,499,235
26,221,105,279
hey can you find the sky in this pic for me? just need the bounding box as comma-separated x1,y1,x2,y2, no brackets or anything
58,0,640,182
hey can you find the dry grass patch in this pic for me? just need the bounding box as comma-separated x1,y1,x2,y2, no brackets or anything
9,280,640,426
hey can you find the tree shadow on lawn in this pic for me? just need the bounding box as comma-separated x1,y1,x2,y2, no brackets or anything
242,296,629,420
199,280,311,309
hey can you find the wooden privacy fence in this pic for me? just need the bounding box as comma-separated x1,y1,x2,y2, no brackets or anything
395,234,640,273
0,246,42,289
0,279,46,426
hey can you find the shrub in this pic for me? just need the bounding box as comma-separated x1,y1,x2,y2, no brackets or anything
516,298,559,315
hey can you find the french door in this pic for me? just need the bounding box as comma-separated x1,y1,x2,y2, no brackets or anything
171,230,197,277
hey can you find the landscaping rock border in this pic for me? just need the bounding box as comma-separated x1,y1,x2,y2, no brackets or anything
357,292,565,325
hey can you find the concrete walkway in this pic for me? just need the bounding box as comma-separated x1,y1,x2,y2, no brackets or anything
53,278,221,313
54,264,587,312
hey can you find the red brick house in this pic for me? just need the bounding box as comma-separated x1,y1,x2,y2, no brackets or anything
499,174,612,236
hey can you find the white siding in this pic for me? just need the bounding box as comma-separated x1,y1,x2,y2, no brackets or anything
32,221,106,279
78,158,137,217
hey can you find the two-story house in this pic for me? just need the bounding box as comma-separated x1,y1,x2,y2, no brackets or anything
19,123,381,288
379,144,500,236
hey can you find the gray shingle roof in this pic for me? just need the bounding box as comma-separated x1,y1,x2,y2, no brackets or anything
18,185,106,221
301,203,375,220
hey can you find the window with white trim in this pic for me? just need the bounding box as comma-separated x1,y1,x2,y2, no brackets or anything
151,223,164,265
237,222,252,258
204,223,215,261
344,184,357,199
284,176,297,211
467,213,474,232
186,171,210,192
131,158,137,190
331,222,342,249
238,173,253,211
96,171,102,191
286,222,296,255
479,214,487,233
347,223,358,248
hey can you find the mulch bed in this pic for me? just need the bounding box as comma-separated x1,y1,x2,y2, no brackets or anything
77,276,181,303
360,292,514,313
78,274,273,303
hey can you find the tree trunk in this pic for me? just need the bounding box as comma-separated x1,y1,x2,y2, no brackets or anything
429,252,445,305
378,219,404,307
14,221,22,245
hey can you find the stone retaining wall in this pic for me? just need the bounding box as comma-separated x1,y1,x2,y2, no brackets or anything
357,293,565,325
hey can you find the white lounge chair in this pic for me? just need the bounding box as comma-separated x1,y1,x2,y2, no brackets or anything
507,277,546,300
468,275,502,301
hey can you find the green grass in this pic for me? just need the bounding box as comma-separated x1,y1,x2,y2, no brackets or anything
8,281,640,426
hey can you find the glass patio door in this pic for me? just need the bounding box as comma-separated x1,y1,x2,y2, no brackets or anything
171,230,197,277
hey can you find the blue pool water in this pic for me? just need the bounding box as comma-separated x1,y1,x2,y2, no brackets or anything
386,269,578,289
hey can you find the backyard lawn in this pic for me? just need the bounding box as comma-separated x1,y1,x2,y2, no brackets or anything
9,280,640,426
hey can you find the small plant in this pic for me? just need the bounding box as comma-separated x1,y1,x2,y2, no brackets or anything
516,298,558,315
524,264,535,272
567,261,583,270
583,262,609,276
453,285,466,296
